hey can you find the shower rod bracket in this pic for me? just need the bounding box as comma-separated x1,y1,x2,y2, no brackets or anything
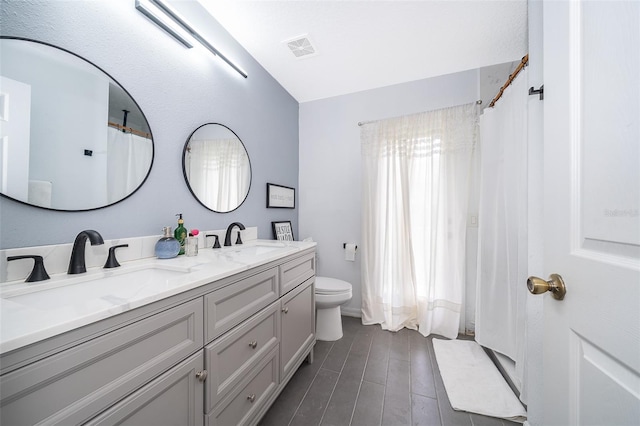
529,85,544,100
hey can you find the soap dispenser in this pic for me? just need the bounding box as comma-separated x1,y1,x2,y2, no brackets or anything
174,214,187,255
155,226,180,259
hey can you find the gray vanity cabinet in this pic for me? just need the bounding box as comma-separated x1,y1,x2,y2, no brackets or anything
0,299,203,425
204,251,316,425
0,247,316,426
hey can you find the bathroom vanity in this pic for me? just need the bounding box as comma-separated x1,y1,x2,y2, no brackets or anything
0,242,316,426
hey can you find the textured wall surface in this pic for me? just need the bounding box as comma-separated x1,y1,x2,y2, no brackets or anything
0,0,299,249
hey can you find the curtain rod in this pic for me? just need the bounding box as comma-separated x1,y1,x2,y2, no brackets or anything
357,99,483,127
488,54,529,108
107,121,151,139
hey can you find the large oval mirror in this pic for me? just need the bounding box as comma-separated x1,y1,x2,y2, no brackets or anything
0,37,154,211
182,123,251,213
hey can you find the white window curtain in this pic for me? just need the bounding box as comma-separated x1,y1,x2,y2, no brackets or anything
185,138,250,212
107,127,153,203
361,102,479,339
475,68,528,401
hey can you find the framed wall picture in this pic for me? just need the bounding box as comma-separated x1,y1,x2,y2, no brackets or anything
267,183,295,208
272,221,294,241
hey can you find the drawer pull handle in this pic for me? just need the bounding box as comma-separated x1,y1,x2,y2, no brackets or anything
196,370,208,382
282,307,289,314
249,340,258,349
247,393,256,403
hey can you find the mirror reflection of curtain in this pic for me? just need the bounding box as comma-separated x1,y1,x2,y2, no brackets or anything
107,127,153,203
186,138,250,211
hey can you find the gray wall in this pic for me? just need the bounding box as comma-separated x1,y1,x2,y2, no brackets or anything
298,70,481,321
0,0,299,249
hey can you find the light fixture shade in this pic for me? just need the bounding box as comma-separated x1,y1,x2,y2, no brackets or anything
136,0,248,78
135,0,193,48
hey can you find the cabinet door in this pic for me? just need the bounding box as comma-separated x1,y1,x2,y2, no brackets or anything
86,351,204,426
280,277,315,380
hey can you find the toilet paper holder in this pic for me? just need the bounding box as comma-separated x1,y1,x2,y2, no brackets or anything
343,243,358,250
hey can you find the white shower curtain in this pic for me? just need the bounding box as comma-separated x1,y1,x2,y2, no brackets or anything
361,103,479,339
107,127,153,203
475,69,528,398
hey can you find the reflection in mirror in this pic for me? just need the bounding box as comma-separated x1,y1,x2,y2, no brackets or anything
183,123,251,213
0,37,154,211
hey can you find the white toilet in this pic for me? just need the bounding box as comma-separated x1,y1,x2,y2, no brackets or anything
314,276,353,341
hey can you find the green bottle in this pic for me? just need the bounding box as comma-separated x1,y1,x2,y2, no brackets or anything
174,214,187,255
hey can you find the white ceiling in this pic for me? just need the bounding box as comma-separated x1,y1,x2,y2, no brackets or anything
196,0,528,103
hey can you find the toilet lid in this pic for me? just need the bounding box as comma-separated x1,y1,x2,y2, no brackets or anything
315,277,352,294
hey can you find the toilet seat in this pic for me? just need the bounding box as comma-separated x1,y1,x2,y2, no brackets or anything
315,277,351,294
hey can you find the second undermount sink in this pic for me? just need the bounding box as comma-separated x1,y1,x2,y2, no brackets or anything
1,264,191,310
226,242,297,259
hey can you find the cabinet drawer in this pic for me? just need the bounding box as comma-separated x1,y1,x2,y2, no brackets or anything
207,346,279,426
0,299,203,426
204,267,278,343
205,301,279,412
279,252,315,296
86,351,204,426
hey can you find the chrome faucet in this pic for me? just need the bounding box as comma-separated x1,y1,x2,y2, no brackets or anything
68,230,104,274
224,222,245,246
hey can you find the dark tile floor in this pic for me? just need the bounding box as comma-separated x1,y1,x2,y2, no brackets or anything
260,316,522,426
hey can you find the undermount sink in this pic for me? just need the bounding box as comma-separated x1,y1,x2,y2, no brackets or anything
226,243,296,258
1,264,191,310
232,244,285,256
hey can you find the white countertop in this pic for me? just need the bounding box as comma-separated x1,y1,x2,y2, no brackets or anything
0,240,315,354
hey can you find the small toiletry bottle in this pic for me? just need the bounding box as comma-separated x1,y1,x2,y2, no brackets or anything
155,226,180,259
174,214,187,255
186,229,199,257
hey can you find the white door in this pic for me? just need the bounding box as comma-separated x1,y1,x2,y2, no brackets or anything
541,1,640,425
0,76,31,200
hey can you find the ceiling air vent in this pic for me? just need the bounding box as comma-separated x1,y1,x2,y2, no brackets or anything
283,35,318,59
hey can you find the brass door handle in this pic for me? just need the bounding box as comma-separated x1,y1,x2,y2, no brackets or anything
527,274,566,300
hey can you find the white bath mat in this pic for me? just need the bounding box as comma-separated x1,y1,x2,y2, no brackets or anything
432,339,527,422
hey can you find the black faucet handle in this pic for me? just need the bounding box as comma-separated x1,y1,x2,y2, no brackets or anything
206,234,221,249
235,232,243,245
104,244,128,269
7,255,50,282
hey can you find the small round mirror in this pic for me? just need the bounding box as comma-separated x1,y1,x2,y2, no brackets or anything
182,123,251,213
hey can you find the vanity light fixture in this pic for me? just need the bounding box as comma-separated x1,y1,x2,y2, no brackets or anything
135,0,248,78
135,0,193,49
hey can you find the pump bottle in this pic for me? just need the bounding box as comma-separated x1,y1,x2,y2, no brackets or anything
174,214,187,255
